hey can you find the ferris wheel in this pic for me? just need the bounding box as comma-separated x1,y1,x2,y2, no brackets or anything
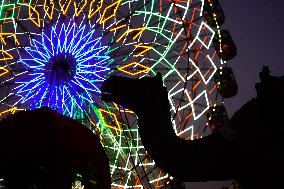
0,0,237,188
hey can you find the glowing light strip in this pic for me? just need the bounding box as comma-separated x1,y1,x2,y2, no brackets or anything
113,103,134,114
189,90,210,120
99,109,121,131
188,55,217,85
88,0,104,19
133,45,152,57
200,0,205,16
29,5,40,27
0,107,18,117
0,33,19,45
0,66,9,76
116,27,145,42
43,0,54,20
111,183,143,188
99,0,121,24
74,0,87,17
0,50,13,60
177,125,193,139
118,62,150,76
0,3,15,21
135,10,183,25
59,0,72,15
149,174,169,183
188,21,215,50
149,28,185,81
110,24,126,31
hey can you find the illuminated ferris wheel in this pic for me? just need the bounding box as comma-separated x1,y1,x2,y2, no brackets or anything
0,0,237,188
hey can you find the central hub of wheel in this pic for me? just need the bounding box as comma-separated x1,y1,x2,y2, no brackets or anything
45,54,77,85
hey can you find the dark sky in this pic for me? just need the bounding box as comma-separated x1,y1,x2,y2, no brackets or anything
186,0,284,188
222,0,284,116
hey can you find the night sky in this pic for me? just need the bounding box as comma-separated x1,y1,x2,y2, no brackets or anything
186,0,284,188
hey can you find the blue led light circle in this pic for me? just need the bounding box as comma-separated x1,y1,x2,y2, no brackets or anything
15,21,110,118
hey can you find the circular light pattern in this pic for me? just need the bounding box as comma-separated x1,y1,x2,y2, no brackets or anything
0,0,230,188
16,21,110,117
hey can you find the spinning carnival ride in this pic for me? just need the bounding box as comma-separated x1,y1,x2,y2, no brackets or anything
0,0,237,188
